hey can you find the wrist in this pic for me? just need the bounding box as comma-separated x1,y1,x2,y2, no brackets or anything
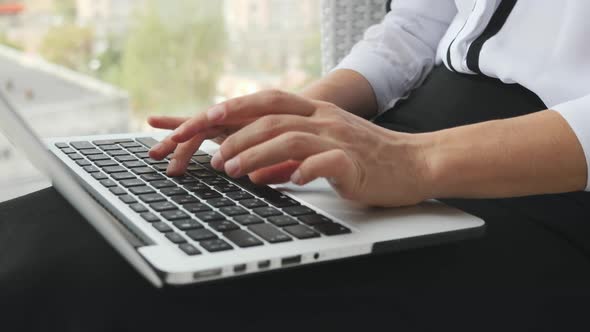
413,131,447,200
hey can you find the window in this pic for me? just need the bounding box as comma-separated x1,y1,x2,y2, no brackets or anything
0,0,322,201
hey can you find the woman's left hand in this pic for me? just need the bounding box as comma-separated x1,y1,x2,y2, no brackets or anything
149,90,434,207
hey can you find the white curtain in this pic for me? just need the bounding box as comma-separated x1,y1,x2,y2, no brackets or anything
320,0,388,73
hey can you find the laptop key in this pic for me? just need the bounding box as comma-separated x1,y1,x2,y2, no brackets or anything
233,214,264,226
200,177,228,186
128,147,148,154
152,222,173,233
132,167,156,175
99,144,121,151
114,155,136,162
92,172,108,180
151,180,176,189
55,142,68,149
130,186,155,195
200,239,233,252
107,150,129,156
193,189,222,200
179,243,201,256
298,214,331,226
76,159,91,166
224,230,263,248
103,166,126,174
187,163,204,171
136,152,149,158
93,139,133,146
62,147,76,154
283,225,320,239
207,197,235,208
70,141,94,150
153,164,169,172
161,210,190,221
120,142,141,148
252,207,282,218
283,205,315,216
209,220,239,232
173,175,198,184
123,160,145,168
138,193,166,203
165,232,187,244
140,173,165,182
171,195,199,205
83,166,99,173
219,206,249,217
136,137,159,148
68,153,84,160
172,219,203,230
214,184,241,193
190,170,215,178
112,172,136,181
193,155,212,164
183,202,211,213
184,183,209,192
313,223,351,236
226,191,253,201
240,198,268,209
160,187,187,197
248,224,292,243
109,187,127,196
94,159,118,168
130,203,148,213
119,195,137,204
268,215,299,227
120,179,144,187
186,229,217,241
143,158,164,165
80,148,103,155
195,211,225,223
88,154,110,161
141,212,160,222
100,179,117,188
150,201,176,212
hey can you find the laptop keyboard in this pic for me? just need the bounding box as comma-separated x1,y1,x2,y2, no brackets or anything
55,138,351,256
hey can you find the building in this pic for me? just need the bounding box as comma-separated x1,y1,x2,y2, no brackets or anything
0,44,130,202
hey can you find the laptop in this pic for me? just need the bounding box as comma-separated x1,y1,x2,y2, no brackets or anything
0,90,485,287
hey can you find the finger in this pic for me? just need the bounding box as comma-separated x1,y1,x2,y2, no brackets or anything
147,116,190,130
218,114,316,164
249,160,301,185
223,132,334,178
166,135,205,176
170,90,316,143
290,149,358,196
149,127,224,161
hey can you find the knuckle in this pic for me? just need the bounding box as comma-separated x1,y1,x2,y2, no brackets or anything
259,115,283,133
282,132,309,150
263,89,288,106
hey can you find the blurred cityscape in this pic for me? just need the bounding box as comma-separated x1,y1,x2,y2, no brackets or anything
0,0,321,201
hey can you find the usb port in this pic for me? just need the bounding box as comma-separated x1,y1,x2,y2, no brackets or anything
233,264,247,273
258,260,271,269
281,255,301,266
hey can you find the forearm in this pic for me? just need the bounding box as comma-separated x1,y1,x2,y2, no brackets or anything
422,110,588,198
300,69,378,119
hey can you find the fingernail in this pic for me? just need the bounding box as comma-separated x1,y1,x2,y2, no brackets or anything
224,157,240,177
207,104,225,122
290,170,302,185
167,159,179,175
152,143,162,152
211,151,224,170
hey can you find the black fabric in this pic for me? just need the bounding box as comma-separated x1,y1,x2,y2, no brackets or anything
2,66,590,331
466,0,518,74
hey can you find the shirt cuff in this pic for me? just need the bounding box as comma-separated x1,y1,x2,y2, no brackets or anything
333,52,408,115
552,94,590,191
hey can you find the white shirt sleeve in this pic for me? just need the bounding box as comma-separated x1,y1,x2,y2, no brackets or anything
552,94,590,191
333,0,457,114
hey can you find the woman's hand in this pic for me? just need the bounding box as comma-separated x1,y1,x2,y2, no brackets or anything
148,90,435,207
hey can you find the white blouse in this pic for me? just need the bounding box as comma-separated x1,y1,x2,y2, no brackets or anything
335,0,590,191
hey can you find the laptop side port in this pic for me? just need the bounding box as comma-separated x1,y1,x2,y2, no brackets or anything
193,268,222,280
281,255,302,266
258,260,271,269
233,264,247,273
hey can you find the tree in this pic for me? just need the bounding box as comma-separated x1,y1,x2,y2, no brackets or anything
39,24,94,73
120,0,226,115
